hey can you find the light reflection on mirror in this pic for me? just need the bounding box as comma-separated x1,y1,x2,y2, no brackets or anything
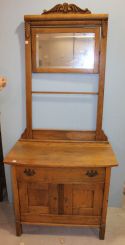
36,33,95,69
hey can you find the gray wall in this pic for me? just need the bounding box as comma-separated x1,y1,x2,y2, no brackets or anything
0,0,125,206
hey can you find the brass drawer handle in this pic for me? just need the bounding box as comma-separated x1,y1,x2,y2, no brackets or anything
86,170,98,177
24,168,36,176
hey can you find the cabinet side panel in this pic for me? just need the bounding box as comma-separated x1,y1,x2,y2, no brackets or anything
101,167,111,225
11,166,20,221
11,166,22,235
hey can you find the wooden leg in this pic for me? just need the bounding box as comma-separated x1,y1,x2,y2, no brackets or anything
16,221,22,236
99,224,106,240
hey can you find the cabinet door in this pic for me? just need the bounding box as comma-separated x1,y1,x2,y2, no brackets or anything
18,181,104,217
63,183,104,216
18,181,58,215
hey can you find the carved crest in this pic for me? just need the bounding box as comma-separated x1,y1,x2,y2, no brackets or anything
42,3,91,15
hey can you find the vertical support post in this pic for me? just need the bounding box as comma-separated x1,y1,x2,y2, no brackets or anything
96,20,108,141
25,21,32,138
99,167,111,240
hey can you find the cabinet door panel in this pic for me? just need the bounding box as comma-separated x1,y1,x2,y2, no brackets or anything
64,185,72,215
18,181,58,215
64,183,104,216
72,185,94,215
49,184,58,214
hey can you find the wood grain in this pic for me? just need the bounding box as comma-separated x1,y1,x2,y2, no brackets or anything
5,7,117,240
21,213,101,225
99,167,111,239
101,168,111,223
25,12,108,141
31,129,96,141
25,21,32,138
96,20,108,140
30,20,102,27
11,166,22,236
32,91,98,95
49,184,58,214
4,141,118,167
16,167,105,183
24,14,108,22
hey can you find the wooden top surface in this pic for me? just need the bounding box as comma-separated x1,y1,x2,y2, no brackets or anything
4,140,117,168
24,14,108,22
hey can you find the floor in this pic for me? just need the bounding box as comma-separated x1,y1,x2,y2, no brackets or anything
0,202,125,245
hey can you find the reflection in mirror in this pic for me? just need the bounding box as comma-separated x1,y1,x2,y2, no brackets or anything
36,33,95,69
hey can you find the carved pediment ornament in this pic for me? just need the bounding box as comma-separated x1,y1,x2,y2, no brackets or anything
42,3,91,15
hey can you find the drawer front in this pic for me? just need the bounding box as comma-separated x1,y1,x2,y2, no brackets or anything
16,167,105,183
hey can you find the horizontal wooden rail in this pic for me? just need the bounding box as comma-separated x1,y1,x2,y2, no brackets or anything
21,129,97,141
32,91,98,95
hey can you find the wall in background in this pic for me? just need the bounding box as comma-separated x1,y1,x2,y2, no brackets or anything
0,0,125,206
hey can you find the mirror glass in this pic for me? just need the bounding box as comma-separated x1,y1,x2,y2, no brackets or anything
36,33,95,69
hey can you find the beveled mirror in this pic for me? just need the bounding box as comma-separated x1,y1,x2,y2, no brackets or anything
32,27,100,73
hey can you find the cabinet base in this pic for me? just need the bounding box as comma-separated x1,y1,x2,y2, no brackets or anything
16,222,106,239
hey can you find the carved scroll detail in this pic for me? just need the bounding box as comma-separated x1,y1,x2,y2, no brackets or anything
42,3,91,15
101,20,108,38
25,22,31,39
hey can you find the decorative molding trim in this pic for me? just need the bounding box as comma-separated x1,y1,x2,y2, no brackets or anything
42,3,91,15
25,22,31,40
101,20,108,38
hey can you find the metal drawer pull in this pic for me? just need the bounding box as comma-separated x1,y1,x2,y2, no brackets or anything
24,168,35,176
86,170,98,177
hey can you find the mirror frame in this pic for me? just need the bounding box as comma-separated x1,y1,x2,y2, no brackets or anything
24,10,108,141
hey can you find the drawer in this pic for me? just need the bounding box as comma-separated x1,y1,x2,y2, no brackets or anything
16,167,105,183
